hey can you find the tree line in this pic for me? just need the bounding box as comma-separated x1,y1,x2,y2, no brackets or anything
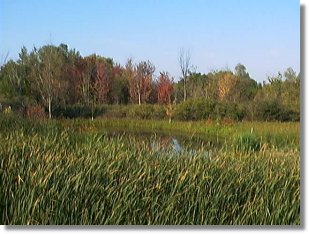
0,44,300,121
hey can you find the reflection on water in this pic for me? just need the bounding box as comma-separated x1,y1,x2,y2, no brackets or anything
106,131,212,157
150,136,182,153
149,135,211,157
172,138,181,153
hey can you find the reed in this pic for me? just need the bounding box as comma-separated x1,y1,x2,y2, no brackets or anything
0,115,300,224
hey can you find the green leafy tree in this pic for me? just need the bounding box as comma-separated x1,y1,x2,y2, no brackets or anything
110,65,129,104
30,45,67,119
234,63,250,79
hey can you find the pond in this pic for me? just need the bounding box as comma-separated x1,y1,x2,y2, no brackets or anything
105,130,215,157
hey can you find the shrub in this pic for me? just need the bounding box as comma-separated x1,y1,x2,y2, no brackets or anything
103,105,128,118
220,117,235,125
174,98,216,121
53,105,106,119
152,105,166,119
204,118,214,125
253,100,300,122
212,102,245,121
255,100,282,121
279,109,300,122
128,104,154,119
24,105,46,119
4,106,12,115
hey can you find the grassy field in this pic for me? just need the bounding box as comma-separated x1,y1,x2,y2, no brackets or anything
0,115,300,225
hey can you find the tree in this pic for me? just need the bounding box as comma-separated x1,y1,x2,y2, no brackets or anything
186,72,209,99
123,58,135,103
110,64,129,104
203,73,218,100
30,45,66,119
94,57,113,104
266,72,283,100
80,55,96,106
0,60,21,98
0,47,33,103
216,71,238,101
284,67,297,81
234,63,250,79
229,76,259,102
179,49,191,101
128,60,155,105
157,71,174,104
59,44,81,105
282,68,300,113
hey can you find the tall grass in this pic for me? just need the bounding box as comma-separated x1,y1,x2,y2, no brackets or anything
0,115,300,224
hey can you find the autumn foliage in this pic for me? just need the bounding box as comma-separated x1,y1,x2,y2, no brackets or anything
157,72,174,104
0,44,300,121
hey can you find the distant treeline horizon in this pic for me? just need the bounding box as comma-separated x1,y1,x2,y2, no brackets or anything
0,43,300,121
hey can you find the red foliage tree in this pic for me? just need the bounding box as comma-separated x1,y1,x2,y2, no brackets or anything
157,71,174,104
94,58,113,104
127,60,155,105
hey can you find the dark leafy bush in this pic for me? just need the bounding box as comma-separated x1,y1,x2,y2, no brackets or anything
254,100,299,122
103,105,128,118
174,98,216,121
279,110,300,122
152,105,166,119
127,104,153,119
53,105,106,119
125,104,165,120
212,102,245,121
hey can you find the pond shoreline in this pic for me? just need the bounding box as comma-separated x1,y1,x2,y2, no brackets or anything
62,118,300,150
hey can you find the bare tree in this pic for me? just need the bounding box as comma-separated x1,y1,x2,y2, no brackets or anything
179,49,191,101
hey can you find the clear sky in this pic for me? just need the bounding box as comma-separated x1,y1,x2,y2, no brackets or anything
1,0,300,82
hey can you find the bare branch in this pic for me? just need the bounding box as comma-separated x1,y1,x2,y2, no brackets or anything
179,48,191,101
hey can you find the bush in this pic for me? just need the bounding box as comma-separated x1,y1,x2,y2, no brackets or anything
128,105,150,119
103,105,128,118
220,117,235,125
279,110,300,122
254,100,299,122
24,105,46,119
4,106,12,115
53,105,106,119
125,104,165,120
152,105,166,119
235,133,261,152
174,99,245,121
174,98,216,121
212,102,245,121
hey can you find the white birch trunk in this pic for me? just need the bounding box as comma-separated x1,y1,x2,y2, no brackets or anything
138,92,141,105
48,96,52,119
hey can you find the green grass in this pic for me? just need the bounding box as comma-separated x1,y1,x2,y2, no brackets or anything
0,115,300,224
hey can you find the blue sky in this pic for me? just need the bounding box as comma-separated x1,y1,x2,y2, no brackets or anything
1,0,300,82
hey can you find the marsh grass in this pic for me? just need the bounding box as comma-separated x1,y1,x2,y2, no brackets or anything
0,115,300,224
234,133,261,152
63,118,299,150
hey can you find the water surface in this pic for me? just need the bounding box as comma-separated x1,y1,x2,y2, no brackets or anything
105,130,214,157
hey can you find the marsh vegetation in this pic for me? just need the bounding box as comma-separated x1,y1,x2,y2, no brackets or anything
0,116,300,224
